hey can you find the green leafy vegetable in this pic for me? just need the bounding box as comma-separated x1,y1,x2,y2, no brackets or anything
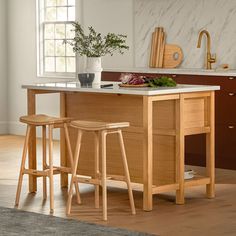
148,76,177,87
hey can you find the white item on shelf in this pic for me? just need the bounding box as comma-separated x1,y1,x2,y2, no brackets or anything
184,169,196,180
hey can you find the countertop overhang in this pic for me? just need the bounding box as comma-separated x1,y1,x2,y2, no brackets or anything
104,67,236,77
22,81,220,96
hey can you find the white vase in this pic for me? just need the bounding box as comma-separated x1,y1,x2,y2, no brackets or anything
86,57,103,84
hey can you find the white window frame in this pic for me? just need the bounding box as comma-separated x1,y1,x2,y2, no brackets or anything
36,0,76,79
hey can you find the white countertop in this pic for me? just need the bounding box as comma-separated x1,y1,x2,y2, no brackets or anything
104,67,236,77
22,81,220,96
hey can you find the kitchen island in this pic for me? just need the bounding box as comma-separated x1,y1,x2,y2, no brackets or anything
22,81,220,211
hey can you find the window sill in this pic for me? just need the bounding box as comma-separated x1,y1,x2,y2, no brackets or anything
37,75,76,80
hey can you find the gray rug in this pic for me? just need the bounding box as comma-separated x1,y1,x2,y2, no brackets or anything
0,207,155,236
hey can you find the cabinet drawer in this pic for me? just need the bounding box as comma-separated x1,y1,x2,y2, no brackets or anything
174,75,236,91
216,91,236,124
206,76,236,91
215,124,236,169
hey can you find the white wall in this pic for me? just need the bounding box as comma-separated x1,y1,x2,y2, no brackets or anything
7,0,60,136
82,0,134,69
0,0,8,134
7,0,134,136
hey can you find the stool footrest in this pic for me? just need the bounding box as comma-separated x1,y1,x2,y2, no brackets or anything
23,169,48,177
23,166,70,177
44,165,71,173
73,174,127,186
107,174,126,182
52,166,71,173
74,176,101,185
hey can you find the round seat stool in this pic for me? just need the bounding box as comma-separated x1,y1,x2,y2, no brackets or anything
15,114,81,213
66,120,136,221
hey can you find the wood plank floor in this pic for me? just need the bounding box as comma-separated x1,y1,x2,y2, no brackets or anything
0,135,236,236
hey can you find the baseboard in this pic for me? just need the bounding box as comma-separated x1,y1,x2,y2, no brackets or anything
0,121,8,134
8,121,25,135
8,121,60,140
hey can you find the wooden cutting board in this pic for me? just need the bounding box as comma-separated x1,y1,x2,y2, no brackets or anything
149,27,165,68
163,44,183,68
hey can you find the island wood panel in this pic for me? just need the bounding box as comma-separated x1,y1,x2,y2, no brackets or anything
65,92,177,186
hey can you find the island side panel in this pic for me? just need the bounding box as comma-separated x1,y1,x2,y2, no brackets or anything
65,92,143,182
153,100,176,186
65,92,177,187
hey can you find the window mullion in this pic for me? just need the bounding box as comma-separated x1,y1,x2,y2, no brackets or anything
54,23,56,72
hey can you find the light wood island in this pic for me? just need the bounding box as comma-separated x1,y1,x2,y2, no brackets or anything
22,82,220,211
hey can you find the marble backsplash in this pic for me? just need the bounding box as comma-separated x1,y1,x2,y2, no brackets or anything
134,0,236,69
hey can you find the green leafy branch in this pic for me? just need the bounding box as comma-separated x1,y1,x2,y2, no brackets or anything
65,22,129,57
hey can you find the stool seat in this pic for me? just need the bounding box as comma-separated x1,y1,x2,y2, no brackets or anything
20,114,71,126
71,120,129,131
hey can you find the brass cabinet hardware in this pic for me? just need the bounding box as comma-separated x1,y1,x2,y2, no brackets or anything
228,125,234,129
228,93,235,96
228,77,235,80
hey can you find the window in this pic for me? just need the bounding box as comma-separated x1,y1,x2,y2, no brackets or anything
37,0,76,77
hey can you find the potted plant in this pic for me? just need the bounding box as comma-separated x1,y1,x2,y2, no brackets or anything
65,22,129,84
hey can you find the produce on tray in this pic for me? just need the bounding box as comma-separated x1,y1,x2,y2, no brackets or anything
119,73,146,85
148,76,177,87
119,73,177,87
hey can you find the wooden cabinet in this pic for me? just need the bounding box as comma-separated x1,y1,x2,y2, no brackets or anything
102,71,236,170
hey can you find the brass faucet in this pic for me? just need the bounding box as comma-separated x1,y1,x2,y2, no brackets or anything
197,30,216,69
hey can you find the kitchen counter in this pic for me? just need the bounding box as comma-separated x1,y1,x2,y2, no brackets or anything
22,81,220,95
104,67,236,77
22,81,218,211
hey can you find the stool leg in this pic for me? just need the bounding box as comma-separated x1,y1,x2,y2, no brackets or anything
48,125,54,214
15,125,31,207
101,130,107,221
66,130,83,215
42,125,47,200
118,130,136,215
64,123,81,204
94,131,100,209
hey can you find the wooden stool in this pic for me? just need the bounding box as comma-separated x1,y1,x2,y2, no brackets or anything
15,114,81,213
66,120,136,221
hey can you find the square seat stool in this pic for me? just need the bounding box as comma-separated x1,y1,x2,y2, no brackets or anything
66,120,136,221
15,114,81,213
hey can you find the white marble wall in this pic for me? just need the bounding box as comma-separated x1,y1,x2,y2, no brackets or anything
80,0,134,69
134,0,236,69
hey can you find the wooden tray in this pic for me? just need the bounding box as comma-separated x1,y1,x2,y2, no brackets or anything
119,83,149,88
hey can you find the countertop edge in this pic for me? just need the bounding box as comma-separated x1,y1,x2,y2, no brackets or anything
22,83,220,96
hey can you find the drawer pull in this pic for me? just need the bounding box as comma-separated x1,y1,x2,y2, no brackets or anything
228,77,235,80
228,125,234,129
172,74,177,78
228,93,235,96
